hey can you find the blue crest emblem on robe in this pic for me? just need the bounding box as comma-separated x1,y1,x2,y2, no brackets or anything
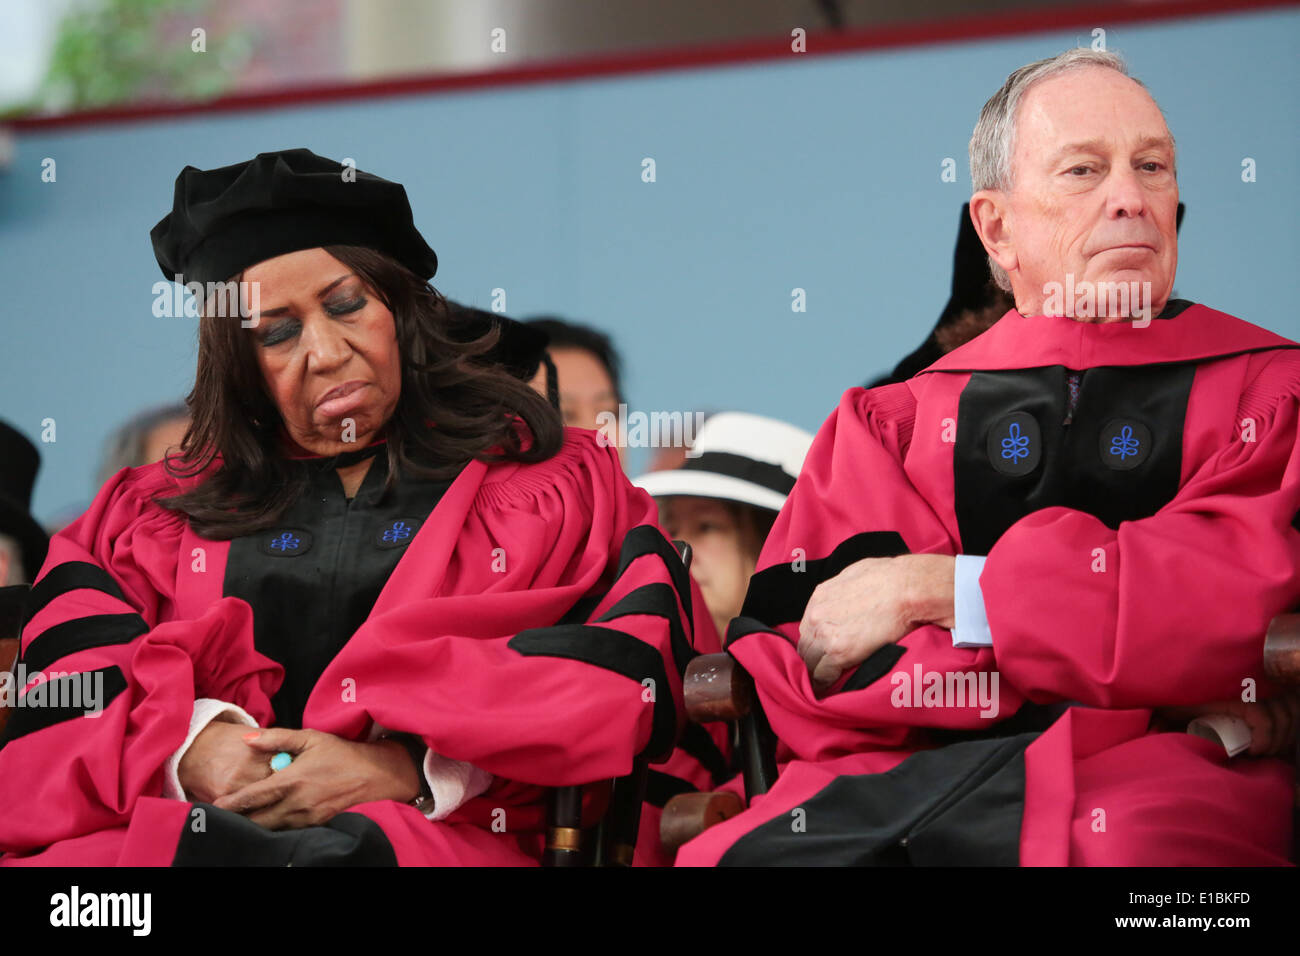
375,517,423,549
987,412,1041,477
261,529,312,556
1099,418,1152,471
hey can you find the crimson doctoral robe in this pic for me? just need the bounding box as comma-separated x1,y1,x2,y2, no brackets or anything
678,301,1299,866
0,426,721,866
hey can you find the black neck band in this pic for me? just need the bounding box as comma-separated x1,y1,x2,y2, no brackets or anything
297,444,385,472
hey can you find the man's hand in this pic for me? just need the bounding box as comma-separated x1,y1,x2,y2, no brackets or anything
798,553,956,694
177,718,273,804
1153,694,1300,756
211,728,422,829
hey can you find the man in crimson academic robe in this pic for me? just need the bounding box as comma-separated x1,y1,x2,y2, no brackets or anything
678,48,1300,866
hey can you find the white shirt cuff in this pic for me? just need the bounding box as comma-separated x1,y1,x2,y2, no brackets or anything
951,554,993,648
420,750,495,821
163,698,259,800
1186,714,1252,757
369,724,493,821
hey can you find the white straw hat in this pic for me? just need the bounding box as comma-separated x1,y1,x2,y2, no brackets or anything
632,411,814,513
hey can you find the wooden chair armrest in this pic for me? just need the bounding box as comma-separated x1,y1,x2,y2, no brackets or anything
1264,613,1300,685
660,790,745,851
684,652,755,723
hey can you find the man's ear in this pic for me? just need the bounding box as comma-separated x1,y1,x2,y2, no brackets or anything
969,191,1017,277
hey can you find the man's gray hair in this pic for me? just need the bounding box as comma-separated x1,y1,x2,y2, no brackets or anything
969,48,1165,291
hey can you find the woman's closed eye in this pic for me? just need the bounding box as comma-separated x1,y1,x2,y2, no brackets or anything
325,294,367,316
259,318,300,347
257,296,366,347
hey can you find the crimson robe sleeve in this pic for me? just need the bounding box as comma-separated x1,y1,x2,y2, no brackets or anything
723,386,1029,763
0,429,705,856
302,428,697,787
980,350,1300,708
0,467,280,854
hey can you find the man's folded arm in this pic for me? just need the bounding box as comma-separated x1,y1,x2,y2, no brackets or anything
977,387,1300,710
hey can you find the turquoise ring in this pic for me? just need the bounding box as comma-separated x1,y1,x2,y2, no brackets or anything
269,751,293,772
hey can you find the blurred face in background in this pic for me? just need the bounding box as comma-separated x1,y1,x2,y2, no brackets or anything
0,541,15,587
142,415,191,464
540,346,625,468
658,495,772,642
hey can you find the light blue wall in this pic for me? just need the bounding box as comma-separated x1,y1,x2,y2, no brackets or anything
2,7,1296,523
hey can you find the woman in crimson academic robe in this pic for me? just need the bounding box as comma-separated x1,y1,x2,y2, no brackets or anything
0,149,718,866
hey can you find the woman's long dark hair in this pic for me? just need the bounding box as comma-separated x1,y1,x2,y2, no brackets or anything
158,245,564,539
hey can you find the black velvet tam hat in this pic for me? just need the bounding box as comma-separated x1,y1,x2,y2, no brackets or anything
150,148,438,287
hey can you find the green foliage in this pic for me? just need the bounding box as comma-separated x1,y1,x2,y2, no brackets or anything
26,0,255,113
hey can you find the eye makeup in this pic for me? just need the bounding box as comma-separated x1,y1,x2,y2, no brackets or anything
325,294,367,316
258,318,300,347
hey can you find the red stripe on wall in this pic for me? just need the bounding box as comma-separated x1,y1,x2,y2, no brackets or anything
6,0,1296,131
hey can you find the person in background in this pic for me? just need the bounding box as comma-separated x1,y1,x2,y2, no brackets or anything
33,403,198,539
868,203,1014,389
0,421,48,586
640,411,716,475
632,412,813,643
525,317,627,468
444,303,553,392
95,402,192,490
0,421,47,740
